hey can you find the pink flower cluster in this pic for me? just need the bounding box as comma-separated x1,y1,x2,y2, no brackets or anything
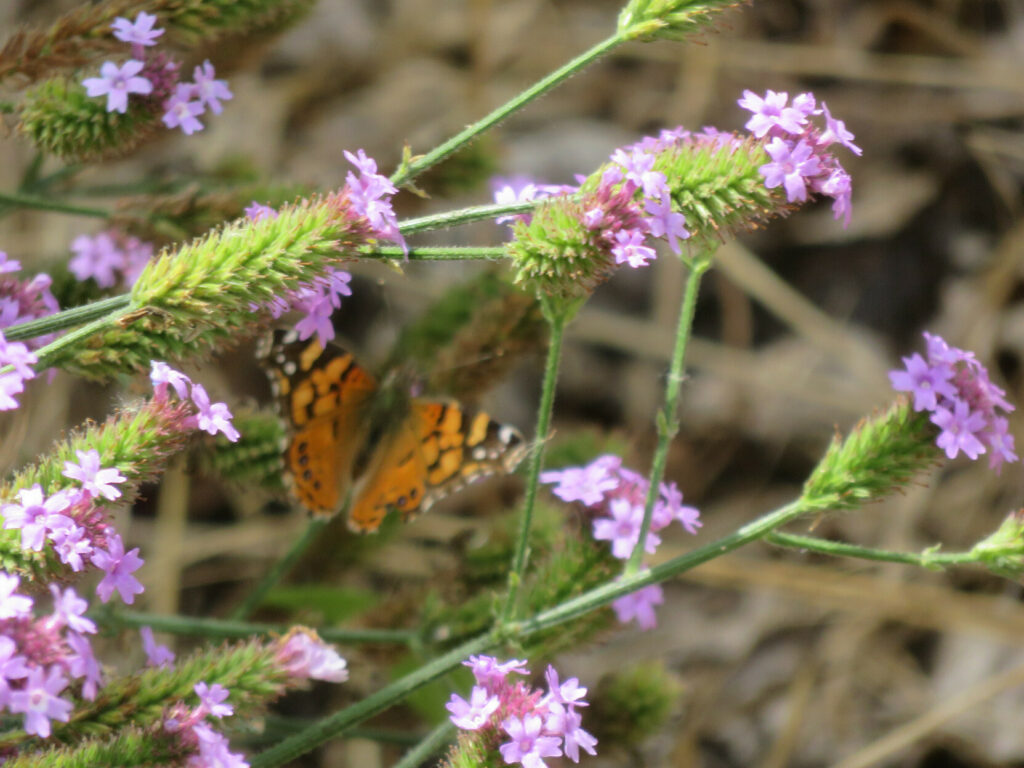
0,578,98,736
492,141,692,270
164,681,246,768
447,655,597,767
68,230,154,288
150,361,241,442
540,455,701,630
81,12,232,136
738,89,859,226
0,250,60,343
247,149,406,347
889,332,1018,472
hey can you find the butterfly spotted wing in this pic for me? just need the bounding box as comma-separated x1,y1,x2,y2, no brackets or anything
260,329,377,516
261,331,527,532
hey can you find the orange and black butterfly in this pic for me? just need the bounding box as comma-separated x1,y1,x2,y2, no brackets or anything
260,329,527,533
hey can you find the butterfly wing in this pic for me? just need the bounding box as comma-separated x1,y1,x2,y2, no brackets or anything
261,330,378,517
347,400,527,533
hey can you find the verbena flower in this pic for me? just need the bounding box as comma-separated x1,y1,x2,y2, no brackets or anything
738,89,858,226
8,666,73,738
62,449,127,501
195,681,233,719
0,260,60,351
140,626,175,668
344,149,407,254
91,532,145,604
111,11,165,48
889,332,1018,471
69,231,155,288
542,454,699,629
274,628,349,682
244,201,278,221
0,329,41,411
162,82,205,135
82,60,152,114
191,60,233,115
448,656,597,767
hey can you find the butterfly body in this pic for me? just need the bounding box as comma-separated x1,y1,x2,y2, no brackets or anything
261,330,527,532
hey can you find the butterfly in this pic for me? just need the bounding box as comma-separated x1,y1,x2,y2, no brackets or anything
260,329,528,533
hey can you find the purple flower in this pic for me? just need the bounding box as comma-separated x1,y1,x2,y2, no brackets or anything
643,191,690,254
63,449,127,501
91,533,145,604
244,202,277,221
760,138,821,202
610,229,656,268
195,681,234,718
820,102,862,156
111,12,164,46
500,714,563,768
544,702,598,763
66,631,102,701
191,723,249,768
150,361,192,400
493,178,542,225
610,148,667,199
593,498,661,560
190,384,240,442
0,332,39,379
0,573,33,619
612,582,664,630
819,169,853,227
82,60,152,114
51,523,93,572
654,482,702,535
2,485,74,551
0,372,25,410
68,233,123,287
276,631,349,682
931,399,987,460
888,353,957,412
464,655,528,692
0,252,22,274
290,269,353,347
344,149,407,254
446,686,500,730
49,585,97,635
162,83,205,135
544,666,588,708
985,417,1018,473
738,89,809,137
192,60,233,115
0,636,29,704
9,666,73,738
540,462,618,507
140,626,175,668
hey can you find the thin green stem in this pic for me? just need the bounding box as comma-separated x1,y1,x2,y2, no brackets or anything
390,33,624,187
766,532,979,569
398,201,536,235
3,294,132,342
95,608,415,645
521,500,809,635
249,633,495,768
626,256,710,575
393,721,456,768
0,190,108,218
31,307,133,371
365,245,510,261
500,308,566,623
231,517,331,620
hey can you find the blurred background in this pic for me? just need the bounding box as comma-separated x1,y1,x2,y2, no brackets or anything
2,1,1024,766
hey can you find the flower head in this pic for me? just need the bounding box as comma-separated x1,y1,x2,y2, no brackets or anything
111,12,165,46
82,60,152,114
63,449,127,501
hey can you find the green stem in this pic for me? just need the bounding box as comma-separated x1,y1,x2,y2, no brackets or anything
365,245,510,261
231,518,331,620
398,202,536,235
0,190,108,218
766,532,979,569
500,307,567,623
393,721,456,768
248,632,495,768
31,307,133,371
626,256,710,575
521,499,809,635
96,608,414,645
3,294,132,342
390,32,624,187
